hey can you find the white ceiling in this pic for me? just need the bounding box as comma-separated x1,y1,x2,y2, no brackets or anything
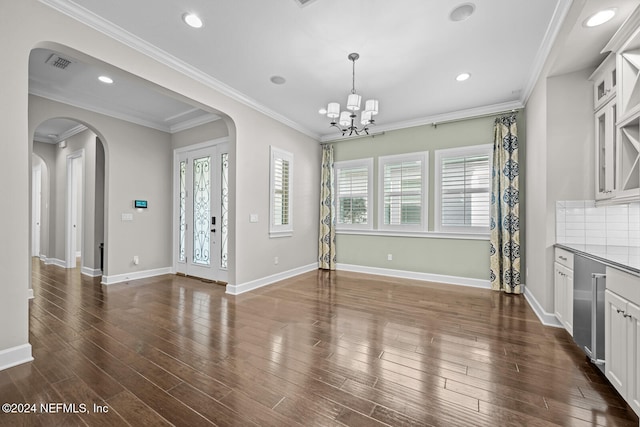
32,0,638,142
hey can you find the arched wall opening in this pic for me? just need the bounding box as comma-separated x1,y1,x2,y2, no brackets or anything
31,118,106,277
28,42,237,286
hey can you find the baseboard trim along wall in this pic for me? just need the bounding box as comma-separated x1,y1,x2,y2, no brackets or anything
28,289,34,300
226,263,318,295
44,257,66,268
336,263,491,289
81,266,103,277
0,344,33,371
101,267,173,285
523,285,563,328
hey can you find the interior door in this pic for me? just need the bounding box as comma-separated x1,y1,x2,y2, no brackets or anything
175,143,229,282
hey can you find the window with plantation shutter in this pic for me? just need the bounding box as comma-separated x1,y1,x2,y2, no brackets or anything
378,152,428,231
335,158,373,229
270,146,293,237
435,145,492,234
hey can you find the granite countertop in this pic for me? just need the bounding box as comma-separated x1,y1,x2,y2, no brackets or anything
555,243,640,275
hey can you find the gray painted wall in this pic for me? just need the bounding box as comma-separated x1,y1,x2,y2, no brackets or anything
525,68,595,314
30,95,174,278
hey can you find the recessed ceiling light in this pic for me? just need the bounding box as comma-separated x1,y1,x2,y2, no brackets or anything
584,9,616,27
456,72,471,82
449,3,476,22
98,75,113,84
270,75,286,85
183,13,203,28
318,108,327,115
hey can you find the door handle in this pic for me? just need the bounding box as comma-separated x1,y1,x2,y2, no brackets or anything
211,216,216,233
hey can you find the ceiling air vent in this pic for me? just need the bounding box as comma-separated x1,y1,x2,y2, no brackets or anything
45,53,75,70
293,0,319,7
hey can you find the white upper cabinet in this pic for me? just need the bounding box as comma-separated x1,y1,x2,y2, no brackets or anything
592,53,617,111
593,9,640,204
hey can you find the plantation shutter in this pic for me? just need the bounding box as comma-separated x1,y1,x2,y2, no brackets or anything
440,154,490,229
336,166,369,225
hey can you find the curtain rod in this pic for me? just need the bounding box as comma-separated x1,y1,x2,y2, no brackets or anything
319,131,386,145
432,109,520,128
320,109,521,143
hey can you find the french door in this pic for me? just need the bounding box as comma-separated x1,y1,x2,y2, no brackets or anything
174,142,229,282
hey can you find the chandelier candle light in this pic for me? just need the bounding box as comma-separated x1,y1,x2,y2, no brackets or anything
325,53,379,136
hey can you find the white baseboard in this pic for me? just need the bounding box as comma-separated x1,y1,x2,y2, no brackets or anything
524,285,562,328
81,266,102,277
226,263,317,295
27,289,34,300
44,257,66,268
101,267,172,285
336,263,491,289
39,254,47,262
0,344,33,371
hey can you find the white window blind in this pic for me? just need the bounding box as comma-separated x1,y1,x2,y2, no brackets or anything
379,152,428,230
335,159,373,229
435,145,491,233
273,157,290,226
270,146,293,237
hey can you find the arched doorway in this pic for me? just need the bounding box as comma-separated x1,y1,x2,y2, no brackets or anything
31,118,106,277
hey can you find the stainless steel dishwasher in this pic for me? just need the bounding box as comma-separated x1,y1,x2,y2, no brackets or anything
572,254,607,373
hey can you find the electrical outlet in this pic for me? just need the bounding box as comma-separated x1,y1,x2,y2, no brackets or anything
387,254,393,261
133,256,139,265
274,256,279,265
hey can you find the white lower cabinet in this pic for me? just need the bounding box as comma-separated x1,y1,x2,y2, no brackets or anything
554,248,574,335
604,267,640,417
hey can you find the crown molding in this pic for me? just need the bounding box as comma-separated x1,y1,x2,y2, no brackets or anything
38,0,319,140
58,123,88,141
603,3,640,53
34,123,87,144
30,87,172,132
319,100,524,142
520,0,573,106
169,113,221,134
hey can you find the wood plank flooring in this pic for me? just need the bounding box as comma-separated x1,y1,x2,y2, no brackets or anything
0,259,638,426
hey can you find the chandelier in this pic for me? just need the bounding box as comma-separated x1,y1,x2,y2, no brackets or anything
323,53,379,136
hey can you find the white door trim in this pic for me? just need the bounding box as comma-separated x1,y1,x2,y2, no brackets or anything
32,165,42,257
66,149,84,269
173,137,229,281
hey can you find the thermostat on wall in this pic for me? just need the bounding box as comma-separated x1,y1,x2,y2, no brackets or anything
134,200,148,209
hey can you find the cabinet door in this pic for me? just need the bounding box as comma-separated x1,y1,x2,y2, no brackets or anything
593,55,616,110
595,99,617,200
554,263,565,326
564,268,574,336
605,289,628,397
627,302,640,416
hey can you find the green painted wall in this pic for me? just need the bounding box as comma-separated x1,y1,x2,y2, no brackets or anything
333,114,526,281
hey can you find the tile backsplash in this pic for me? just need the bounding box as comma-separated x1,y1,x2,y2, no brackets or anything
556,201,640,247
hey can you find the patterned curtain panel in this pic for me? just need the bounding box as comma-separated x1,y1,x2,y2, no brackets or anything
319,145,336,270
490,115,521,294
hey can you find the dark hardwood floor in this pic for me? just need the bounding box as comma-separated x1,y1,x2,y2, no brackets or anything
0,259,637,426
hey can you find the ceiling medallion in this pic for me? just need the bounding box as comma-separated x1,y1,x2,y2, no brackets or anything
323,53,379,136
